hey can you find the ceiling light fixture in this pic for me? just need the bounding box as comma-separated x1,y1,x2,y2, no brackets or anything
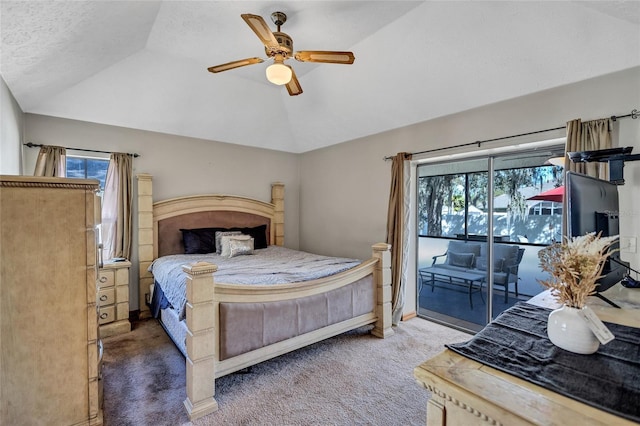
265,54,292,85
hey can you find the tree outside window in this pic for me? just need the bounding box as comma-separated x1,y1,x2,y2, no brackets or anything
67,156,109,196
418,165,563,244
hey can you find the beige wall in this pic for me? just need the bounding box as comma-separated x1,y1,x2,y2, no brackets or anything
299,66,640,316
12,67,640,315
1,76,24,175
24,115,301,310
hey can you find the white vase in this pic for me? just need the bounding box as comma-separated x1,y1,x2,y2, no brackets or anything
547,305,600,354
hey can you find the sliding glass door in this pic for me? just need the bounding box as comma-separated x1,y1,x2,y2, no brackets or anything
416,148,564,332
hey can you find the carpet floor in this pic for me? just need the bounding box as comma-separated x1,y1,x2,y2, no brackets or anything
101,317,471,426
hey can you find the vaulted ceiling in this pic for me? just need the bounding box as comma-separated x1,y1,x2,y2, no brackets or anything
2,1,639,153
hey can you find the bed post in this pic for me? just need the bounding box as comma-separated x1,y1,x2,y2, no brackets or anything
371,243,394,338
271,182,284,246
137,173,154,317
182,261,219,420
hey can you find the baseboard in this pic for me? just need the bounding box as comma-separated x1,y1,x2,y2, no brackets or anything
402,311,417,321
131,309,153,322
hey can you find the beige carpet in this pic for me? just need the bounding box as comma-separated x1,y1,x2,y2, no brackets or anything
101,317,470,426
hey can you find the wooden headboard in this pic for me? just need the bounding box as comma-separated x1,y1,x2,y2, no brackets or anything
154,195,278,257
136,173,284,313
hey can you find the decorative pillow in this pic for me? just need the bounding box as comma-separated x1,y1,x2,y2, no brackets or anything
475,256,505,272
220,234,251,257
180,228,217,254
215,231,242,254
228,237,255,258
446,252,475,268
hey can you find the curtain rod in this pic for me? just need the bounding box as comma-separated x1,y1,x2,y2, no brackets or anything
383,108,639,161
24,142,140,158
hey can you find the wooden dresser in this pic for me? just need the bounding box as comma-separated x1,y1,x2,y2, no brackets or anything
414,286,640,426
98,260,131,337
0,175,103,425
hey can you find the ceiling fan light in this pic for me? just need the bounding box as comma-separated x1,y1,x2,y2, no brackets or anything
266,62,292,85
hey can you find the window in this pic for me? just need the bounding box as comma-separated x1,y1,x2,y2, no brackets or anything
418,164,563,245
67,156,109,195
66,155,110,244
416,148,566,332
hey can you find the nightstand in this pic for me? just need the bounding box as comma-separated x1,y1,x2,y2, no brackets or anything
98,260,132,337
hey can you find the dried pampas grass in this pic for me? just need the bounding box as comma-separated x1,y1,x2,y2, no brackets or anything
538,232,618,308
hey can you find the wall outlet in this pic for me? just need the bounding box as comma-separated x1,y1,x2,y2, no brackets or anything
620,236,637,253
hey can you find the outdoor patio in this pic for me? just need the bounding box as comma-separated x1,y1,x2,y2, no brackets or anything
417,237,549,331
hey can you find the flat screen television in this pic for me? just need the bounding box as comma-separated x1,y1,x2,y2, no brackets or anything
566,171,629,295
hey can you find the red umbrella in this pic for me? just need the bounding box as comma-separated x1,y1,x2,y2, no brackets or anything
527,186,564,203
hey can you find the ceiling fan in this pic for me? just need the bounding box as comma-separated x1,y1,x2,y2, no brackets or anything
207,12,355,96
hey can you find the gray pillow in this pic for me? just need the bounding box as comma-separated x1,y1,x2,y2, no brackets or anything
476,256,504,272
447,252,475,268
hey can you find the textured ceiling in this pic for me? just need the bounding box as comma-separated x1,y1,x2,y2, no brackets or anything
2,1,639,153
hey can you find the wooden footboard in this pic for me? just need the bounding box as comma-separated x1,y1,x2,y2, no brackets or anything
182,243,392,420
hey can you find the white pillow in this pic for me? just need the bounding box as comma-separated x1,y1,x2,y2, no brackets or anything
215,231,242,253
220,234,252,257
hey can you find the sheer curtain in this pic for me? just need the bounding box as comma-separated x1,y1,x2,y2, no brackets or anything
33,145,67,177
562,118,613,236
102,153,133,260
386,152,412,325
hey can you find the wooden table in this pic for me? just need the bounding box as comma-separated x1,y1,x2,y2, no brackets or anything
414,284,640,426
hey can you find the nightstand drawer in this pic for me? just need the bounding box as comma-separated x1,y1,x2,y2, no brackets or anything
98,306,114,325
98,288,115,307
97,269,114,288
98,260,131,337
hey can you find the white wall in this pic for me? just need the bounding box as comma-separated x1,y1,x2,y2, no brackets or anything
0,76,23,175
299,66,640,317
24,115,301,310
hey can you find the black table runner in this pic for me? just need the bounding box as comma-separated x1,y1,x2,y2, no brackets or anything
446,302,640,422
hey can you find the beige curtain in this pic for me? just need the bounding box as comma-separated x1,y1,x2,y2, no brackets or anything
565,118,612,179
562,118,613,236
386,152,412,325
33,145,67,177
102,153,133,260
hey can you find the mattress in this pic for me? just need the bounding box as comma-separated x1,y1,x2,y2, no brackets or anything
160,305,187,357
148,245,362,320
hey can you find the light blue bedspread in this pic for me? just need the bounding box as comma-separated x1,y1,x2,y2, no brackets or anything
149,245,362,320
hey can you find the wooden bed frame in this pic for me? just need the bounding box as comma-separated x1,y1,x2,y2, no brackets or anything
136,174,393,420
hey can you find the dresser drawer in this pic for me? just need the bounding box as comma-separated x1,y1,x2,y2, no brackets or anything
98,306,114,325
97,269,114,288
98,288,115,307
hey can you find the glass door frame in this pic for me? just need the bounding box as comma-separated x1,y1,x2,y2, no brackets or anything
413,141,566,333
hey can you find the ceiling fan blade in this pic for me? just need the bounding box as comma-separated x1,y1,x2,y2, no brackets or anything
285,66,303,96
294,51,355,64
241,14,279,50
207,57,263,73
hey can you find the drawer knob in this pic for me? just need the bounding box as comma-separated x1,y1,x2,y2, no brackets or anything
99,276,108,283
99,295,108,301
100,313,108,319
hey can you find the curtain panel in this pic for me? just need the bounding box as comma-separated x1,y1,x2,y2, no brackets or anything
565,118,612,179
102,153,133,260
562,118,613,236
33,145,67,177
386,152,412,325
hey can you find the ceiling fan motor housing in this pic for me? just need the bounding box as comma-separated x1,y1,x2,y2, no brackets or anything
265,31,293,56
